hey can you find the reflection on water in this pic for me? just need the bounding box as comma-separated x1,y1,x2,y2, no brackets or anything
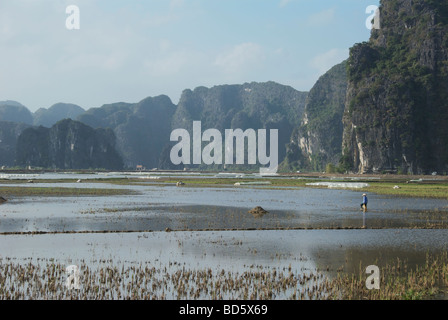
0,182,447,233
1,229,447,276
1,173,448,299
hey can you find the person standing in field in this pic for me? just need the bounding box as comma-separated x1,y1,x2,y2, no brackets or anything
361,193,368,211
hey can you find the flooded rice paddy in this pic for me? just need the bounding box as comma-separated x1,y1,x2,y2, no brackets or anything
0,172,447,299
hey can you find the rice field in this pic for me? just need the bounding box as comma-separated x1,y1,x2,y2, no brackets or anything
0,171,447,300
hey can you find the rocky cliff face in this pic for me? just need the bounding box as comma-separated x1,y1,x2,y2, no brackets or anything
342,0,448,174
74,82,307,170
168,81,308,170
16,119,123,170
77,96,176,169
282,61,347,171
0,121,30,167
114,96,177,169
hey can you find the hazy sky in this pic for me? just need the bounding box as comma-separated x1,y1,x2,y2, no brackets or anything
0,0,380,112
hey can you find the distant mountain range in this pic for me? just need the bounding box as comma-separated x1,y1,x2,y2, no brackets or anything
0,82,308,171
1,0,447,174
0,101,85,127
0,101,33,125
33,103,85,128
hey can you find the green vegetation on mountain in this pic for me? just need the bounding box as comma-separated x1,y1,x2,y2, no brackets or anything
281,61,347,172
342,0,448,174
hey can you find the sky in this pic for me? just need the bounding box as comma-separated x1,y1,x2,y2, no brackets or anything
0,0,380,112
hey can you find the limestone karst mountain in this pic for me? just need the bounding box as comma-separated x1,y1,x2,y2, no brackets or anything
341,0,448,174
16,119,123,170
33,103,85,128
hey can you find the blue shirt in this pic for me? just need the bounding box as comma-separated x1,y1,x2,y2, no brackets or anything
363,195,368,204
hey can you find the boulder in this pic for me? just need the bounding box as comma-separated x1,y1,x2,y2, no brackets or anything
248,206,269,218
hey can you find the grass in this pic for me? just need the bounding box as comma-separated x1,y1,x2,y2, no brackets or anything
1,252,447,300
0,178,129,185
122,176,448,199
365,182,448,199
0,186,136,197
327,252,448,300
1,174,447,199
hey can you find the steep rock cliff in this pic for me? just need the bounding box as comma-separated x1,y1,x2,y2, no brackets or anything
0,121,30,167
282,61,347,172
77,96,176,169
342,0,448,174
168,81,308,170
114,96,177,169
16,119,123,170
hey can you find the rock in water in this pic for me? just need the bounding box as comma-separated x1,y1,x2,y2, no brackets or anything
248,206,269,218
